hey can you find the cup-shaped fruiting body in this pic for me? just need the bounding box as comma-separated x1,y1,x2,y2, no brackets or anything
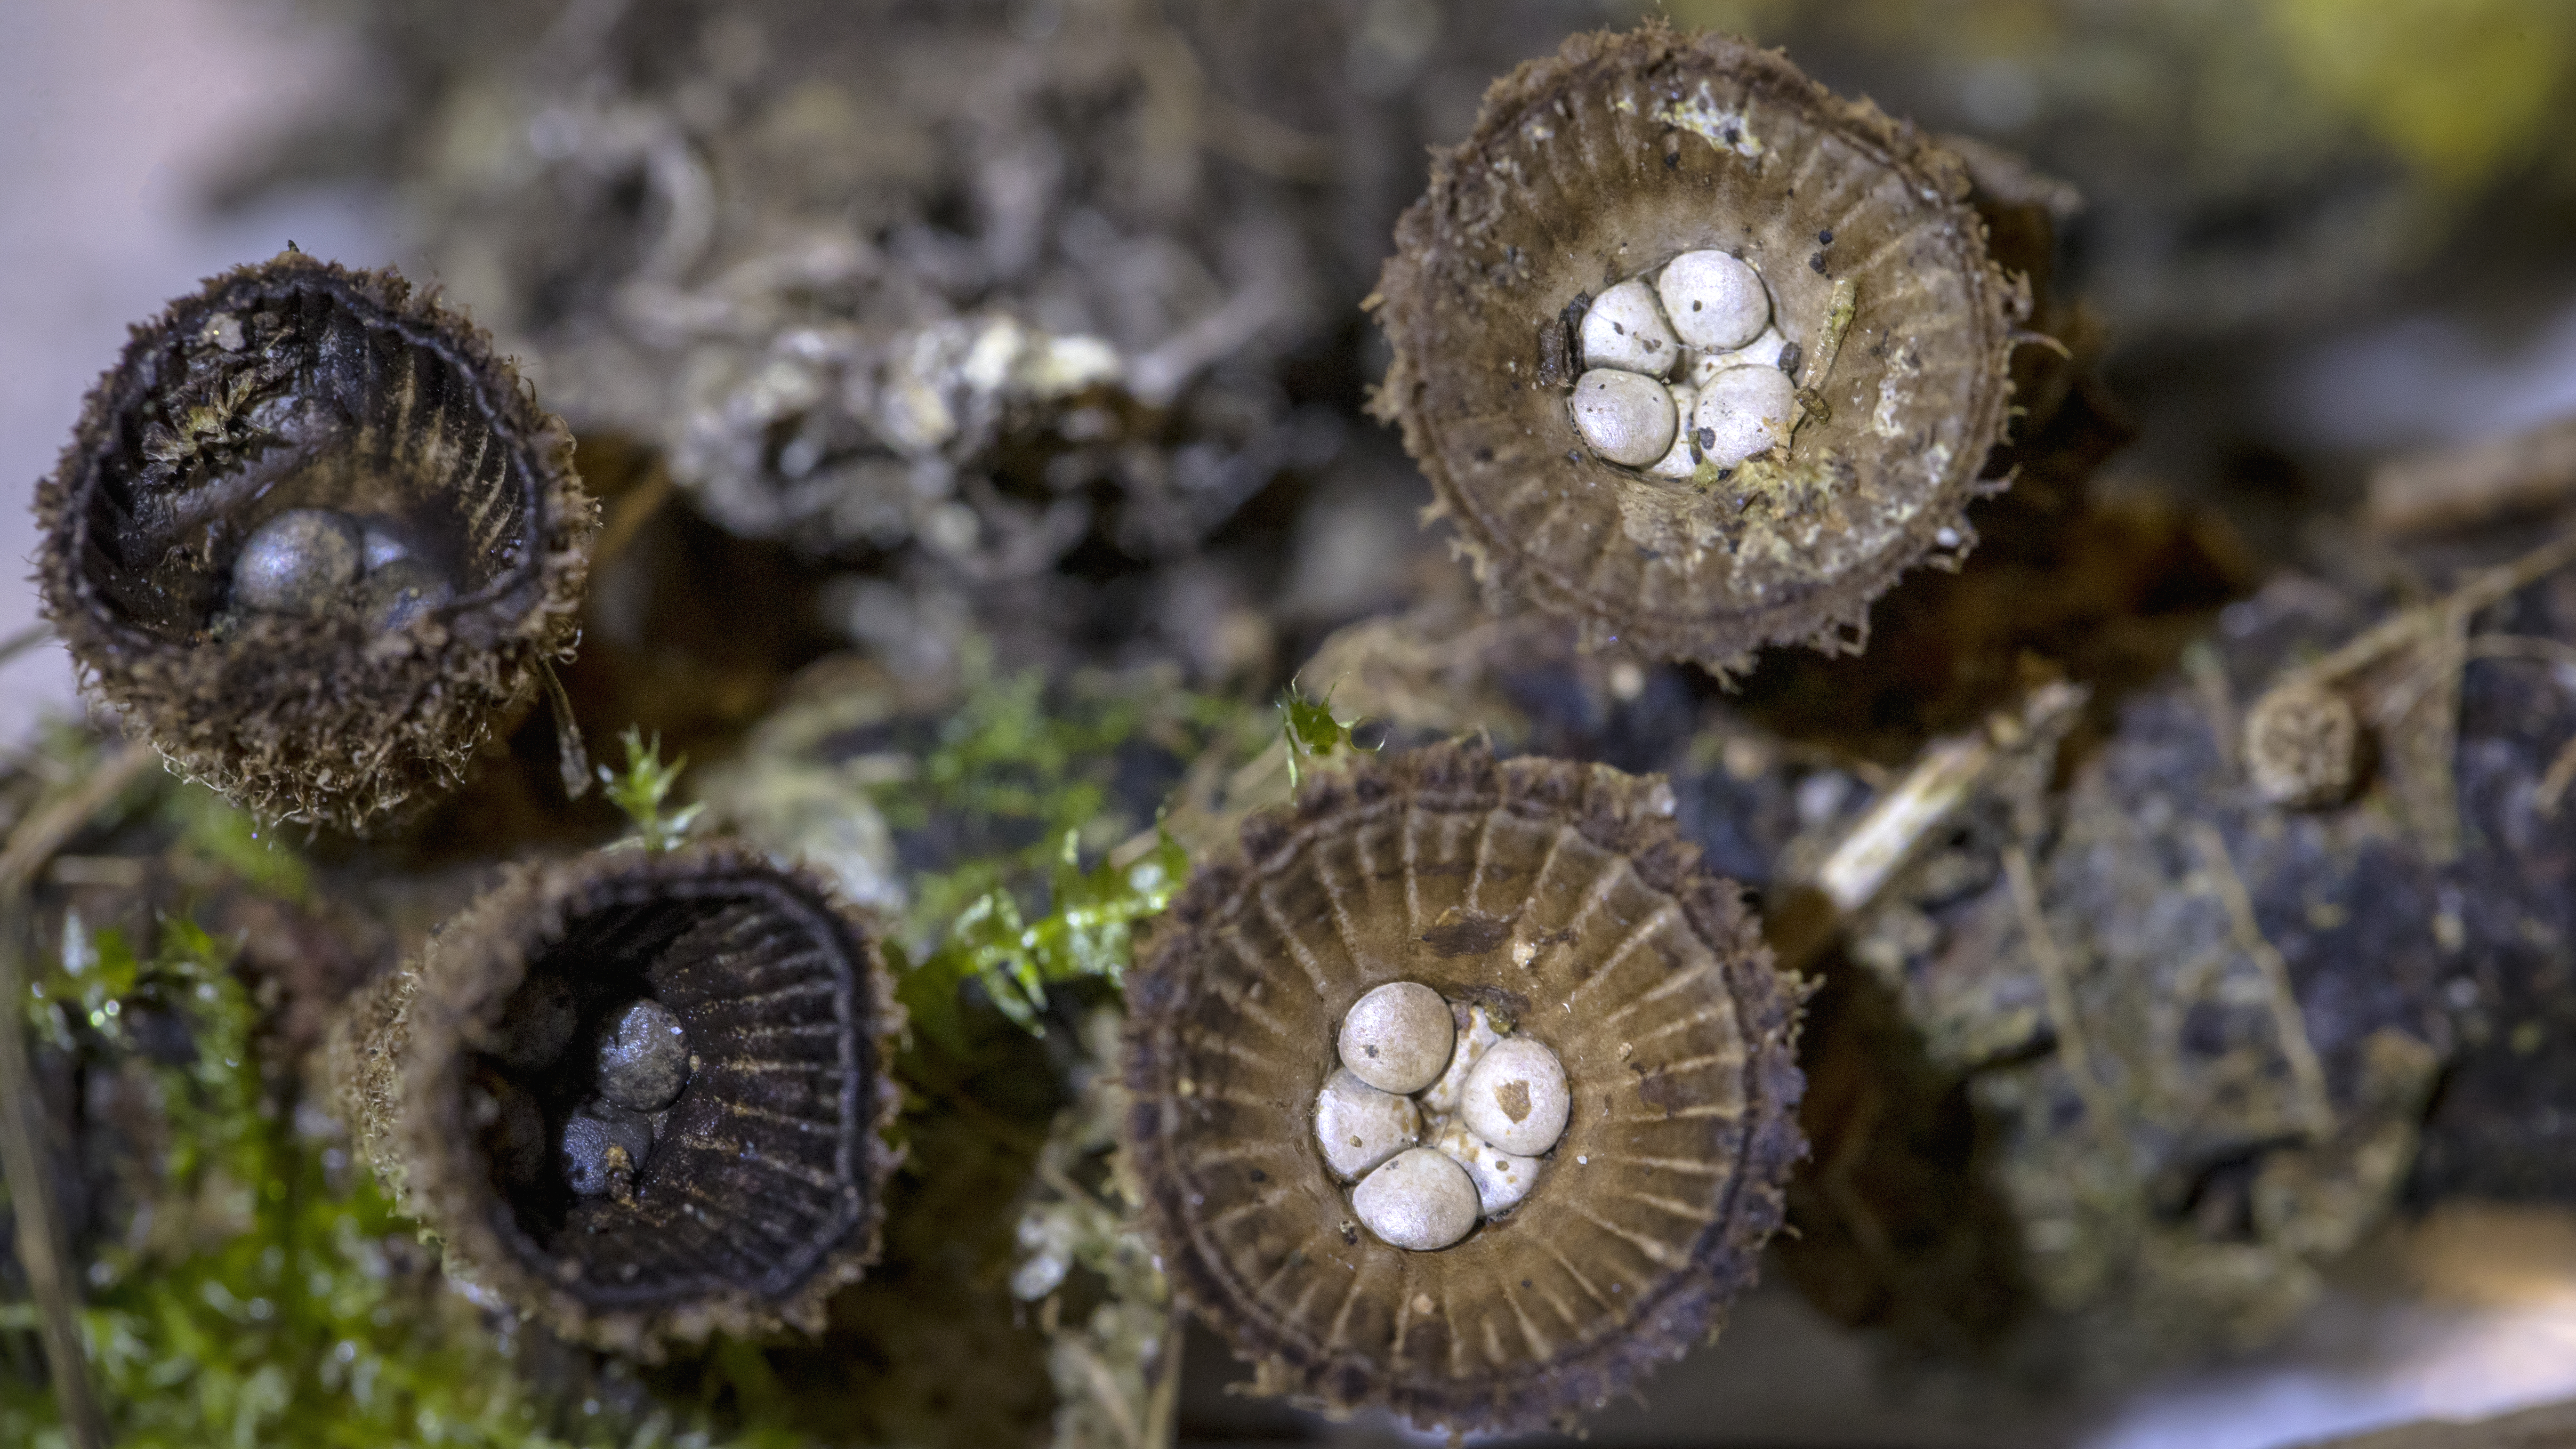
35,250,596,831
1371,26,2025,674
328,845,902,1353
2244,678,2362,808
1121,743,1805,1434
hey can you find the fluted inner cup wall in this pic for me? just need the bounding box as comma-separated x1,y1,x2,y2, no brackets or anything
1124,746,1805,1434
330,847,900,1351
475,876,872,1308
76,274,529,642
37,252,596,831
1371,25,2023,671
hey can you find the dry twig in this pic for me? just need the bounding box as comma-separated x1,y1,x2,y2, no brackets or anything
2191,822,2335,1140
0,737,152,1449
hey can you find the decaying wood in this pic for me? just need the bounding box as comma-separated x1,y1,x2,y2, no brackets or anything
2368,414,2576,537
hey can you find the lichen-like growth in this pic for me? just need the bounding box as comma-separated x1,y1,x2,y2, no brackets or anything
1121,742,1806,1435
35,249,596,832
330,846,902,1354
1371,25,2025,673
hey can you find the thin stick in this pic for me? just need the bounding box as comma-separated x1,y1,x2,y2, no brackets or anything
0,623,53,672
1140,1310,1182,1449
2191,823,2336,1138
2538,734,2576,817
539,660,592,802
0,742,150,1449
588,462,674,571
1056,1332,1145,1448
0,744,155,895
0,911,105,1449
2004,846,2119,1134
2375,633,2576,729
2288,526,2576,693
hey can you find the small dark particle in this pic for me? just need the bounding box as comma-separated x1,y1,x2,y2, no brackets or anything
1420,910,1513,958
1717,468,1735,482
1249,1168,1267,1182
1522,1280,1533,1289
1720,125,1740,145
1567,451,1583,463
1698,427,1715,451
1808,252,1827,274
1817,229,1834,244
1612,321,1626,336
1778,342,1804,377
1661,146,1680,170
1553,293,1591,381
1475,448,1495,462
1536,319,1570,388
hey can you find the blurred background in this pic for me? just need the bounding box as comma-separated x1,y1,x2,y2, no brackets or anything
8,0,2576,1445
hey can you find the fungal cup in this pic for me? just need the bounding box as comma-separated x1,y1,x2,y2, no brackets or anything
1122,743,1805,1434
37,250,596,830
329,846,902,1352
1372,25,2027,673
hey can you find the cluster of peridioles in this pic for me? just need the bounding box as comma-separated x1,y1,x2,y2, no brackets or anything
1316,982,1570,1250
1570,250,1801,479
218,507,452,637
22,13,2061,1443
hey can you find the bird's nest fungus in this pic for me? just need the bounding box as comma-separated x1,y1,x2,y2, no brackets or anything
1372,25,2027,674
36,250,595,832
1121,742,1806,1435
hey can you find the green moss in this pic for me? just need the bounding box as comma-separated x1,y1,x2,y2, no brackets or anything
2264,0,2576,190
4,914,781,1449
897,829,1190,1048
599,728,706,853
888,675,1375,1049
880,659,1233,1049
1278,678,1373,789
163,781,312,903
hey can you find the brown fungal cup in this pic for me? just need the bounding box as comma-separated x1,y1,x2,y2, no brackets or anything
2244,677,2363,808
35,250,595,831
1371,26,2025,673
1122,743,1805,1434
330,846,901,1353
